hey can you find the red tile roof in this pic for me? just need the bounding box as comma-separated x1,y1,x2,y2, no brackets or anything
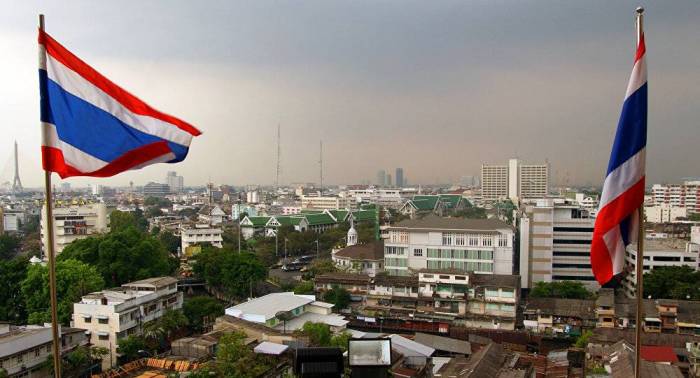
640,345,678,363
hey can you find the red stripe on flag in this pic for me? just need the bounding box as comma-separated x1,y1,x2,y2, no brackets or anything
590,177,645,285
42,141,172,178
38,29,201,137
635,33,646,63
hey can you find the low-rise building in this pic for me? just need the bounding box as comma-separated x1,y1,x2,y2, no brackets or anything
300,195,356,211
73,277,183,369
398,194,467,218
0,324,87,378
645,204,689,223
224,292,348,333
523,297,596,335
41,202,109,255
332,240,384,277
180,225,223,254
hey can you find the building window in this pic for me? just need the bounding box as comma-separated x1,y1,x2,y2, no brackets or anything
423,274,433,279
455,276,466,281
468,236,479,246
482,236,493,247
486,303,499,311
485,288,499,297
455,234,465,246
498,234,508,247
413,249,423,257
439,275,450,280
98,318,109,324
99,334,109,341
442,233,454,245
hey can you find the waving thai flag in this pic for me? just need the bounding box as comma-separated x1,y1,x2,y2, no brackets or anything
590,29,647,285
38,30,201,178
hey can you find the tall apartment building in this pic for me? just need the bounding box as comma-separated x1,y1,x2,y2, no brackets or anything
41,202,109,255
622,228,700,298
645,204,688,223
300,195,356,211
519,198,597,290
73,277,183,369
376,170,387,186
166,171,184,193
652,181,700,214
383,215,514,276
481,158,549,202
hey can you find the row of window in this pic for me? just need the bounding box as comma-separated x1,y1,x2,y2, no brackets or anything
427,249,494,260
426,260,494,272
471,302,515,313
385,246,407,255
385,258,408,267
442,233,507,247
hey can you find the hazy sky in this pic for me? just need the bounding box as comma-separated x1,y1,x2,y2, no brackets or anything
1,1,699,188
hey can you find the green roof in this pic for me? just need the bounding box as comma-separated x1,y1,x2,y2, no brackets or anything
438,194,463,209
244,216,271,227
351,209,377,222
329,209,349,222
274,216,305,226
409,195,463,211
304,213,337,226
300,209,325,214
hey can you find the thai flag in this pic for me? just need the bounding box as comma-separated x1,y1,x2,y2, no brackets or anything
38,30,201,178
590,30,647,285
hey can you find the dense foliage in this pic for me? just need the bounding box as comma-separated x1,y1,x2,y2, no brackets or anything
22,259,104,324
58,226,177,287
193,246,267,298
644,266,700,300
0,234,21,259
0,256,29,323
301,322,352,351
292,281,315,295
117,335,147,362
322,286,351,310
183,296,224,333
529,281,593,300
215,331,274,377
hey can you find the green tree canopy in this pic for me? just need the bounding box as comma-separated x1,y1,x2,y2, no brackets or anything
0,234,21,259
216,331,273,377
58,227,176,287
0,256,29,324
183,296,224,333
158,231,181,254
644,266,700,300
22,259,104,324
529,281,593,300
301,322,332,346
323,286,351,310
193,247,267,299
117,335,147,362
293,281,315,295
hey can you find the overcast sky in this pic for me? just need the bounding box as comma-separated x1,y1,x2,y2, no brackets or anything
1,1,699,188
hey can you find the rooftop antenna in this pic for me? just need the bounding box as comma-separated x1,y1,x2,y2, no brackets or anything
12,141,23,194
319,140,323,195
276,124,281,189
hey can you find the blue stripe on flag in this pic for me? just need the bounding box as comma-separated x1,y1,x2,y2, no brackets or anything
606,84,647,175
39,70,189,163
619,215,631,246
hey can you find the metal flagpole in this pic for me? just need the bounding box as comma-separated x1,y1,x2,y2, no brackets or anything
39,14,62,378
634,8,645,378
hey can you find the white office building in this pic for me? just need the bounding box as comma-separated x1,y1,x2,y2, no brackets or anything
519,198,597,290
41,202,109,255
300,195,356,211
623,228,700,298
383,215,514,276
166,171,184,193
73,277,183,369
180,225,223,253
346,188,404,208
481,158,549,202
2,209,25,233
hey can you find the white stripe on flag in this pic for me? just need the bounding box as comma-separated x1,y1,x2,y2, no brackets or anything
42,122,109,172
603,225,627,277
624,57,647,99
598,148,646,209
45,54,194,147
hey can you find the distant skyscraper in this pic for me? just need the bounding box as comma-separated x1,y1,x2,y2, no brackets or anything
376,170,386,186
166,171,184,193
395,168,404,188
386,174,392,187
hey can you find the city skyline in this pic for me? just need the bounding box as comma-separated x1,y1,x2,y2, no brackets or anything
2,1,700,188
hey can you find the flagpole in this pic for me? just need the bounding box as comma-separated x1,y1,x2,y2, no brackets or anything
633,8,645,378
39,14,63,378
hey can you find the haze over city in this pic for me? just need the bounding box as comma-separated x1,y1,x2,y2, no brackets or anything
1,0,699,187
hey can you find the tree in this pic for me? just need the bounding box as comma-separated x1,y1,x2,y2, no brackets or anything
0,256,29,323
0,234,21,259
117,335,147,362
159,231,181,254
644,266,700,300
293,281,315,295
308,259,338,277
529,281,593,300
60,346,109,377
58,227,176,287
574,330,592,349
109,210,138,233
323,286,351,310
22,259,104,324
301,322,332,346
183,296,224,333
193,247,267,299
144,196,172,208
216,331,273,377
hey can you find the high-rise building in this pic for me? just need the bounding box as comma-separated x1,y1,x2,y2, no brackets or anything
166,171,184,193
481,158,549,202
386,174,392,187
143,182,171,197
376,170,386,186
652,181,700,214
395,168,404,188
519,198,596,290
